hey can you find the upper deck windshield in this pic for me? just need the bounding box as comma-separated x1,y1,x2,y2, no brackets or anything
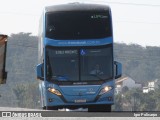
46,45,113,82
45,11,112,40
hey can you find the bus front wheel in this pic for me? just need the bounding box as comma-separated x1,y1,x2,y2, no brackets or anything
42,106,58,110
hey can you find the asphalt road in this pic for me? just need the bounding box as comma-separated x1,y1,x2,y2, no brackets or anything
0,107,159,120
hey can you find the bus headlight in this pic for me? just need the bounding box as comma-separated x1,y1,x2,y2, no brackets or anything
99,86,112,95
48,88,62,96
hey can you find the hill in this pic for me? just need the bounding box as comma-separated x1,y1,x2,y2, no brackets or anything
0,32,160,108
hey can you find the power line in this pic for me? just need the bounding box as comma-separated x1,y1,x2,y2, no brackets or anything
114,20,160,25
0,2,160,24
0,12,39,16
90,0,160,7
108,2,160,7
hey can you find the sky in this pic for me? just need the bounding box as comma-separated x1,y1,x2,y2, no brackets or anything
0,0,160,47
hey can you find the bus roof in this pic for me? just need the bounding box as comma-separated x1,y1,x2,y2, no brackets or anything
0,34,7,45
0,34,7,37
45,3,110,13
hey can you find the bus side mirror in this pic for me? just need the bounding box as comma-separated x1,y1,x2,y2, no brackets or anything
36,63,44,80
114,61,122,79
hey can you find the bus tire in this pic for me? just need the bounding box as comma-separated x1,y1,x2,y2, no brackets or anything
46,106,58,110
42,106,46,110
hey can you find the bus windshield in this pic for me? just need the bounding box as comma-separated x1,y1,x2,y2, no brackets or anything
46,46,113,82
45,11,112,40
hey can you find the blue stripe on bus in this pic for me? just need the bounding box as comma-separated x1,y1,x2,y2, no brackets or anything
44,37,113,47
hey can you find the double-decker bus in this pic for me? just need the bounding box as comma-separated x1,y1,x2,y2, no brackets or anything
37,3,122,112
0,34,7,84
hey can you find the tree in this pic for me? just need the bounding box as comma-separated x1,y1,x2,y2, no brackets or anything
114,94,123,111
13,82,39,108
154,85,160,111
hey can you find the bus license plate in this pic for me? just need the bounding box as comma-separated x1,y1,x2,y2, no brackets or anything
75,99,86,103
